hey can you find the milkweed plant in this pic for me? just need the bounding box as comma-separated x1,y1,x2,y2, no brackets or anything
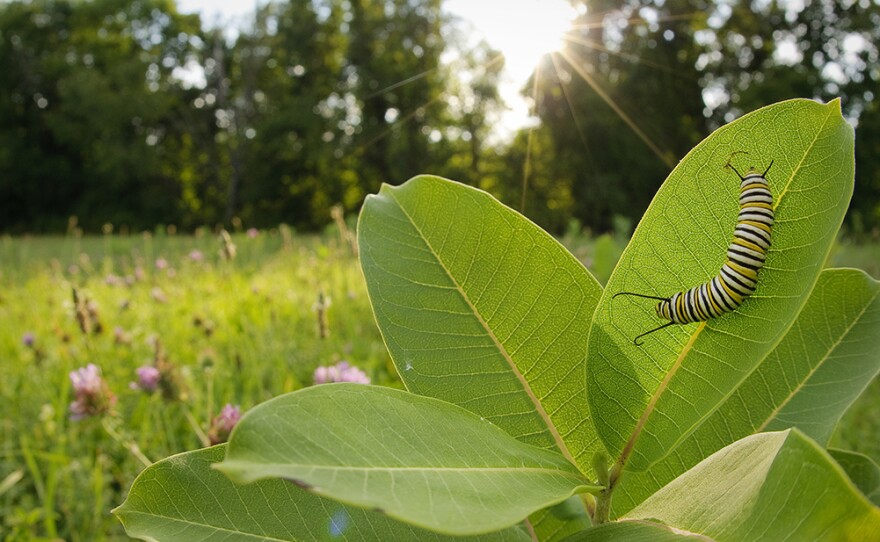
115,99,880,540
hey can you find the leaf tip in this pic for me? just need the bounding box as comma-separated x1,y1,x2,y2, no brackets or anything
110,503,124,517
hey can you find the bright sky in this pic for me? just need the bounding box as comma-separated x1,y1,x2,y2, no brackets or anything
176,0,579,137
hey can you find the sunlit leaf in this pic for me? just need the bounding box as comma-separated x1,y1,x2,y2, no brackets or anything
217,384,600,536
588,99,854,475
625,430,880,541
358,175,604,538
114,445,531,542
560,520,709,541
613,267,880,513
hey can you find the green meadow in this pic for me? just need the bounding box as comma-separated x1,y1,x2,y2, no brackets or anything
1,228,878,540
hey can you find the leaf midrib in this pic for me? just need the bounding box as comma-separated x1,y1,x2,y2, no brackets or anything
385,188,577,467
221,462,586,477
117,512,297,541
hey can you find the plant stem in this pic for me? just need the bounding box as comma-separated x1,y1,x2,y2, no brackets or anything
591,451,612,524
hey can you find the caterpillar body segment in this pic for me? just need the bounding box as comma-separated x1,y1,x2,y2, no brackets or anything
614,160,774,346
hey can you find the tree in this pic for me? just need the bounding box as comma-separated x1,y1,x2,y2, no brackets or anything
433,36,505,186
0,0,202,231
700,0,880,230
346,0,447,196
216,0,350,229
524,0,707,233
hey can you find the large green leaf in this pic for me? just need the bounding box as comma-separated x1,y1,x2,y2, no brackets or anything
114,445,532,542
216,384,599,536
625,430,880,541
587,99,854,474
358,175,602,466
613,267,880,513
358,176,604,539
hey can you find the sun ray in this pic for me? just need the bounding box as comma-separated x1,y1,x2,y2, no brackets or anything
563,34,692,79
364,68,440,100
521,65,540,213
549,52,593,158
353,51,505,157
557,48,674,169
352,91,448,156
568,11,702,32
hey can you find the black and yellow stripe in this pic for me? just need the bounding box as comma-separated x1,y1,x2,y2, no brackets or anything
613,160,774,345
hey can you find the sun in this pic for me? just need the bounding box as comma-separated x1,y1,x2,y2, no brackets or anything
447,0,578,83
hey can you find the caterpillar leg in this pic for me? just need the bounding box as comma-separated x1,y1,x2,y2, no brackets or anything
612,291,675,345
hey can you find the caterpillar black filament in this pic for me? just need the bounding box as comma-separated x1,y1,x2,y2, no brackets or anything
614,158,774,346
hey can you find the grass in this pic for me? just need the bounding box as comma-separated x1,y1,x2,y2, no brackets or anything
0,228,877,539
1,228,394,540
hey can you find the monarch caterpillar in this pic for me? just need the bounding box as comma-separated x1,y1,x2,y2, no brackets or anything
613,157,774,345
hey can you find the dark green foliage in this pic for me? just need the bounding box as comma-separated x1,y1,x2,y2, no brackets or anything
0,0,202,232
523,1,708,233
2,0,880,233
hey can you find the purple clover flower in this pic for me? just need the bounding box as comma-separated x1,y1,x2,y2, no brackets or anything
208,403,242,445
22,332,35,348
130,365,161,393
188,249,204,262
313,361,371,385
68,364,116,420
70,364,103,396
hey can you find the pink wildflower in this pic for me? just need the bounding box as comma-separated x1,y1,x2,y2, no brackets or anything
155,258,169,270
313,361,370,385
188,249,204,262
208,404,242,445
70,364,103,395
130,365,160,393
68,364,116,420
113,326,132,345
150,287,167,303
246,227,259,238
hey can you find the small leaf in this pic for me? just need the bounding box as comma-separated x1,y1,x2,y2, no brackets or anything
625,430,880,541
829,448,880,506
114,445,531,541
216,384,600,536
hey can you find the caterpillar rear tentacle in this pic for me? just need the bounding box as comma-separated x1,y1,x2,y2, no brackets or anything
614,159,774,346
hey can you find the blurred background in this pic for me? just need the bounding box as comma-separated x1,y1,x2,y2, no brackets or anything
2,0,879,238
2,1,880,539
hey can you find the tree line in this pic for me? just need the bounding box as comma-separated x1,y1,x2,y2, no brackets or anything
2,0,879,235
